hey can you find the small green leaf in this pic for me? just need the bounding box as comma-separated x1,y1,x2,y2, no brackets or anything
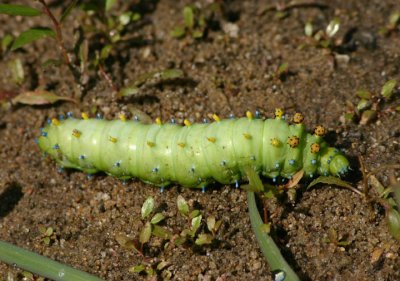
195,233,213,245
174,236,187,245
131,12,141,21
177,195,189,216
152,225,172,239
43,237,51,245
11,28,55,51
150,213,165,224
344,113,354,121
389,12,400,26
145,268,155,276
326,18,340,38
129,264,145,273
206,216,216,232
100,44,113,60
387,208,400,241
119,12,132,26
105,0,117,11
156,261,169,271
277,62,289,76
381,79,397,99
45,227,53,237
356,89,372,100
139,222,152,244
1,34,13,52
356,99,371,112
192,29,204,39
359,110,377,125
141,196,155,219
118,86,139,97
307,176,356,192
0,4,41,16
191,215,202,233
8,58,24,85
170,26,186,38
304,22,313,37
183,6,194,29
12,89,77,105
60,0,78,23
189,209,200,219
38,226,47,234
159,69,184,80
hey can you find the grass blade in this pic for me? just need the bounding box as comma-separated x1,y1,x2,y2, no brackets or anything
0,240,103,281
247,192,300,281
0,4,41,16
11,27,55,50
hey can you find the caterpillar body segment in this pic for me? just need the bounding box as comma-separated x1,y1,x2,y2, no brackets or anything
38,111,350,189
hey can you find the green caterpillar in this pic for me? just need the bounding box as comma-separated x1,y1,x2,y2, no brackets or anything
37,109,350,190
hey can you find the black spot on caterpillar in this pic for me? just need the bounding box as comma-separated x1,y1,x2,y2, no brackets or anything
37,109,350,189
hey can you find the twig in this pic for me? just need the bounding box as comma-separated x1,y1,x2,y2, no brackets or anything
98,63,119,94
37,0,70,65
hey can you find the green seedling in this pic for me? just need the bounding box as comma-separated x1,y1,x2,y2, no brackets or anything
368,174,400,241
171,5,207,39
38,226,57,246
379,11,400,36
303,18,341,51
322,227,352,247
129,260,171,279
343,79,398,125
116,196,171,257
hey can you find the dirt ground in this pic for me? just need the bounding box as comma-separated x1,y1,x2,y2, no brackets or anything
0,0,400,280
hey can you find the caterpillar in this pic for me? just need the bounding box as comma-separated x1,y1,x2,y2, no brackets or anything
37,109,350,190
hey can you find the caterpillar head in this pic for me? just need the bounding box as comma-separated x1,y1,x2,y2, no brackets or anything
319,147,350,177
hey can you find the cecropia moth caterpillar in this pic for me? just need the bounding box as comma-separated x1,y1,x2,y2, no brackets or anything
37,109,350,189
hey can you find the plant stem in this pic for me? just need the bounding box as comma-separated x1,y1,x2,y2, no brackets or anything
247,192,300,281
37,0,70,65
0,240,104,281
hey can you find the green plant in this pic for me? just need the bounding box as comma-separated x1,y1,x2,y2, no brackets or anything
303,18,341,51
170,5,208,39
343,79,398,125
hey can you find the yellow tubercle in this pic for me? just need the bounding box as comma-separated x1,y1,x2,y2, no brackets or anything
72,129,81,138
184,119,191,126
293,112,304,124
310,143,320,154
287,135,300,148
314,125,326,137
246,111,253,120
119,114,126,122
52,118,60,126
109,136,118,143
275,108,284,119
155,117,162,125
147,141,155,147
212,114,220,122
178,142,186,148
81,112,89,120
270,138,281,147
243,133,252,140
207,137,216,143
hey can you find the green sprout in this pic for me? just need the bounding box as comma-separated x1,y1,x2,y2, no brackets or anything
171,5,207,39
343,79,398,125
368,174,400,241
303,18,341,51
38,226,57,246
116,196,171,258
379,11,400,36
